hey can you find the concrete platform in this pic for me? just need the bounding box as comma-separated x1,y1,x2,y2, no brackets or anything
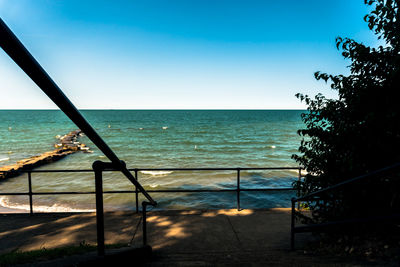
0,209,369,266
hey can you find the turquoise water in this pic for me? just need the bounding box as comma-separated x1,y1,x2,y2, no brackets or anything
0,110,304,212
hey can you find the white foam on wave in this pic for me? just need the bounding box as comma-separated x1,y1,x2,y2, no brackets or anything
0,196,95,213
0,157,10,162
140,171,173,176
289,169,308,176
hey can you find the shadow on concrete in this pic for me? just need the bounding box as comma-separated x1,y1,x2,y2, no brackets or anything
1,209,350,266
0,211,140,254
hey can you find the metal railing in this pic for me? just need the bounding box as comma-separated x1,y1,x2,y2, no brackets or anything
0,166,303,254
0,166,303,214
290,162,400,250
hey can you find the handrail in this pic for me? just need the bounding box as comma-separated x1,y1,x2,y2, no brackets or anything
291,162,400,250
293,162,400,202
0,18,156,206
0,166,302,253
3,166,302,172
0,166,302,214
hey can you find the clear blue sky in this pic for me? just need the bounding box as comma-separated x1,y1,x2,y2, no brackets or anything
0,0,377,109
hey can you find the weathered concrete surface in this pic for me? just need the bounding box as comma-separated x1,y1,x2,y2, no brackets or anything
0,209,372,266
0,130,91,180
0,211,139,254
127,208,311,251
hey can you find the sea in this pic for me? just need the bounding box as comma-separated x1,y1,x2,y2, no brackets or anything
0,110,305,212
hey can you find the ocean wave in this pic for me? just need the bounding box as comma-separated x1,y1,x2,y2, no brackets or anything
0,157,10,162
140,170,173,176
289,169,308,176
0,196,95,213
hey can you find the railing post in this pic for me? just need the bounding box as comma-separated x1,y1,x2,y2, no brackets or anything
297,167,302,210
28,171,33,215
291,198,295,250
93,161,105,257
142,201,148,246
135,169,139,213
237,168,241,211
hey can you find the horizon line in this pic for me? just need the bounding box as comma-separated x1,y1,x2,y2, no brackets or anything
0,108,307,111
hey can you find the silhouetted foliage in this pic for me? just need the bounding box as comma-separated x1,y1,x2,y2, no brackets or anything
293,0,400,222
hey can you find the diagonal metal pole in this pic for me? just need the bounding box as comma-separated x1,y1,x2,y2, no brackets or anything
0,18,156,206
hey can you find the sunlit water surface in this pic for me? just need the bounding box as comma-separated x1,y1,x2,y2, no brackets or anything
0,110,305,212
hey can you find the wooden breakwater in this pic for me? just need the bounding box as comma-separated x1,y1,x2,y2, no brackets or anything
0,130,91,179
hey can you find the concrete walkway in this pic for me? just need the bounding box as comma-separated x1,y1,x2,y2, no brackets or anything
0,209,368,266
